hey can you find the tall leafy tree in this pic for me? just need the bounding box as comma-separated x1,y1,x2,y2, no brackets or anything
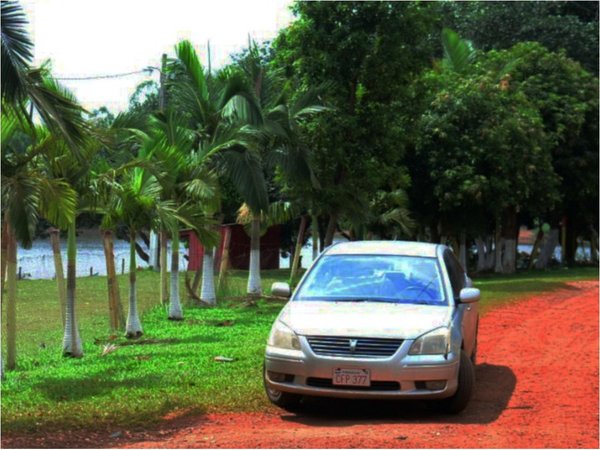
168,39,268,298
273,2,435,246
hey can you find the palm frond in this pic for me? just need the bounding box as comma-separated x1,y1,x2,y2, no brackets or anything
441,28,475,74
1,0,33,104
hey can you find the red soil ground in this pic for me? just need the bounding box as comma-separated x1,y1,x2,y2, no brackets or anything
3,280,598,448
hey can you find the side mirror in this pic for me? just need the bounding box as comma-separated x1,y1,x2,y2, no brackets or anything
271,282,291,298
459,287,480,304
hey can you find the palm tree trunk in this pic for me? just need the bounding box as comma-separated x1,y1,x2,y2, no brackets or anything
49,228,66,327
168,228,183,320
1,216,8,295
311,214,319,261
126,228,143,338
527,228,544,270
62,221,83,357
247,214,262,295
159,229,169,305
290,215,308,283
494,217,503,273
6,222,17,370
217,226,232,292
201,246,216,305
102,230,124,331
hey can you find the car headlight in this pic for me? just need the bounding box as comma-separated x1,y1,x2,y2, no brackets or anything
267,320,301,350
409,326,450,355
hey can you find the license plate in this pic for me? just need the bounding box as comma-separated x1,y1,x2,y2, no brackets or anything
333,368,371,387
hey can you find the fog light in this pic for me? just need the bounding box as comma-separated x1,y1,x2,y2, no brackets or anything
267,371,294,383
424,380,446,390
267,371,286,382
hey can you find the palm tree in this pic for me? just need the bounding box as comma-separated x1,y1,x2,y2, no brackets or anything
92,111,150,331
36,131,103,356
103,165,188,337
1,1,88,153
168,39,268,300
2,112,78,366
141,111,218,318
232,43,325,294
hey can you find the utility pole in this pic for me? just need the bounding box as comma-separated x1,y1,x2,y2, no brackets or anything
151,53,168,274
207,40,212,76
158,53,167,112
158,53,169,306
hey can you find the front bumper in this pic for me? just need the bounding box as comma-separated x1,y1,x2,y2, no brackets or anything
264,337,460,400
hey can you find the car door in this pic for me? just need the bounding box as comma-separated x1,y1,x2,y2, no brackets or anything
443,250,478,358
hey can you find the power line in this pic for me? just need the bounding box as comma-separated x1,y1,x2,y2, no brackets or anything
54,67,159,81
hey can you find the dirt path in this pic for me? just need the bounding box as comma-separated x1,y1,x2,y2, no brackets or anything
3,281,598,448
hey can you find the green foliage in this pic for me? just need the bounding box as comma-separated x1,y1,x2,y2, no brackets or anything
440,1,599,73
273,1,436,236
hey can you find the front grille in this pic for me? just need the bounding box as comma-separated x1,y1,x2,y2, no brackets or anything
306,336,403,358
306,377,400,391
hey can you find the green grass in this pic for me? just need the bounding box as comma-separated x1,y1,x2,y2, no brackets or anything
1,266,597,432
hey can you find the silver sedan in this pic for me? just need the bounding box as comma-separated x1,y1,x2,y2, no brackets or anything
264,240,480,414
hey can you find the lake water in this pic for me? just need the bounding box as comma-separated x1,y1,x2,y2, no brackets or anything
16,231,588,280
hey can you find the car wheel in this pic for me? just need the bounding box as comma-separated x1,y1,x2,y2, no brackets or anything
263,368,303,411
438,350,475,414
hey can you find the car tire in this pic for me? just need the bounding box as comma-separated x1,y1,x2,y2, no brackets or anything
263,368,303,411
438,350,475,414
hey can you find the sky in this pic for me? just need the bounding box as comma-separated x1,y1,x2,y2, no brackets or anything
21,0,295,113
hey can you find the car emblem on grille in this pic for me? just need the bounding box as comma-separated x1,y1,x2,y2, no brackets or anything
349,339,358,353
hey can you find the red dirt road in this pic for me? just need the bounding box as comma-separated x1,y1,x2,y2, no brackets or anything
3,280,598,448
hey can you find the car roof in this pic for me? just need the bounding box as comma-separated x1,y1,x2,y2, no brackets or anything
325,240,440,258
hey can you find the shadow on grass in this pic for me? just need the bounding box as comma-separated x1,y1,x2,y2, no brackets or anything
280,363,516,426
1,403,207,449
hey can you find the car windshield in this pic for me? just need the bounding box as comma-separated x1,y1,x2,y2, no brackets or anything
294,254,446,305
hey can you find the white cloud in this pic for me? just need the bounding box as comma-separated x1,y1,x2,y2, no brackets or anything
21,0,294,112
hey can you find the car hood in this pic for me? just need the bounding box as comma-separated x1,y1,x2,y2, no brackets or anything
280,300,453,340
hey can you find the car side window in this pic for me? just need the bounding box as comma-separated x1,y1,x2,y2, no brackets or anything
443,250,465,298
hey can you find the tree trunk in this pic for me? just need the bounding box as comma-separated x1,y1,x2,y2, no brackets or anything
290,215,307,283
201,247,216,305
590,225,599,264
159,229,169,305
560,216,568,265
6,223,17,370
459,232,467,271
564,216,579,266
49,228,66,327
63,221,83,357
126,228,143,338
494,217,503,273
311,214,319,261
168,228,183,320
324,213,337,247
149,230,159,271
475,237,486,272
102,230,124,331
527,229,544,270
247,214,262,295
217,226,232,292
535,228,559,269
1,216,8,295
499,208,518,274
